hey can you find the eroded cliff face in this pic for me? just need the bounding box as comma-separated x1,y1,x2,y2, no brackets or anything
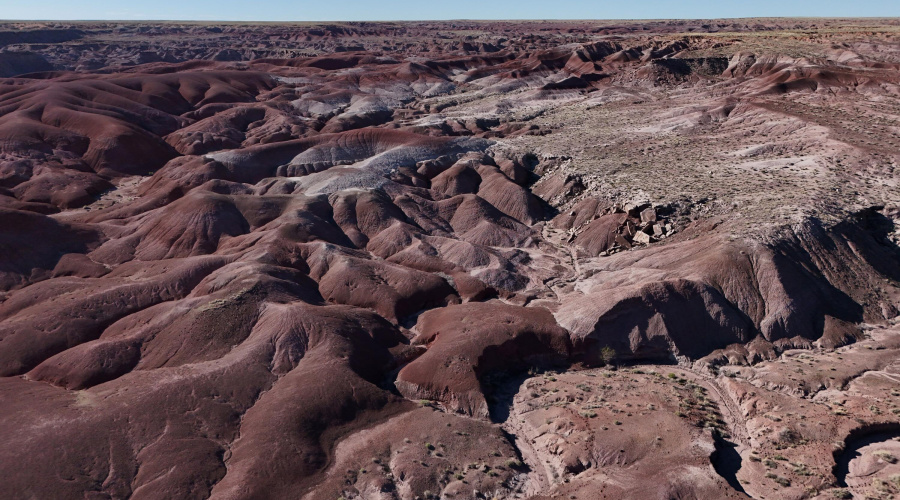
1,19,900,500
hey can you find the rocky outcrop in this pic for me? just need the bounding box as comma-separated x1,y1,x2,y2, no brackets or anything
0,19,899,500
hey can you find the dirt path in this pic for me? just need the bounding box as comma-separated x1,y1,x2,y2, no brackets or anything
667,366,751,448
662,366,756,499
501,411,554,497
538,223,582,301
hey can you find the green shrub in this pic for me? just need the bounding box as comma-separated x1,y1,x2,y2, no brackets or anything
600,346,617,366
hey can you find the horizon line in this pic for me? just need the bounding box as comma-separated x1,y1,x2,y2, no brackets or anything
2,16,899,23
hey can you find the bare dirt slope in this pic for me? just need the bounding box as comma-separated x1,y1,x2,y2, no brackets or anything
1,19,900,500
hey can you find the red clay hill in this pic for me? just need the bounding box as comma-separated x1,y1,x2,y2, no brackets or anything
2,19,900,500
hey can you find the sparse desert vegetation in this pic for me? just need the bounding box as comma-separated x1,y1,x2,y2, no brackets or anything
0,17,900,500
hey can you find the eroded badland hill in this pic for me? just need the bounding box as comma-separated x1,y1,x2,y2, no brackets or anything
2,18,900,499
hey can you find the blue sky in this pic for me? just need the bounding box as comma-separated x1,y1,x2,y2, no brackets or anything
2,0,898,21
